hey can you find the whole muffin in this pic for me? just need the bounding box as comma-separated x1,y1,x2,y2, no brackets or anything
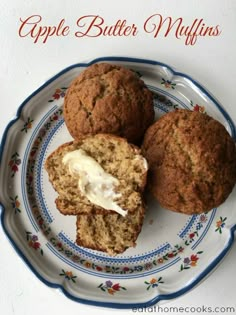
63,63,154,144
142,109,236,214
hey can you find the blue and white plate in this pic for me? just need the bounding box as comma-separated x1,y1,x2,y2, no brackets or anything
0,57,235,308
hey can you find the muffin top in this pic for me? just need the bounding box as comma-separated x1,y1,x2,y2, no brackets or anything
63,62,154,144
142,109,236,214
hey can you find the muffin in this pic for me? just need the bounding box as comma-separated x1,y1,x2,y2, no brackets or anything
45,133,148,255
45,133,148,216
142,109,236,214
76,205,145,255
63,62,154,144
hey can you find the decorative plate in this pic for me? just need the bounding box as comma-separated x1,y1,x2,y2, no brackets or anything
0,57,235,309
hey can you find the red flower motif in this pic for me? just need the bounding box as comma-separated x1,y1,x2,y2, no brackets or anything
38,218,44,225
112,283,121,291
123,267,129,272
189,233,195,239
11,165,18,172
96,266,103,271
53,93,60,100
57,242,62,248
9,153,21,176
33,242,41,249
190,254,199,262
193,104,205,113
168,252,174,258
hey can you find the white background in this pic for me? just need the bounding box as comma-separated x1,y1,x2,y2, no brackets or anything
0,1,236,314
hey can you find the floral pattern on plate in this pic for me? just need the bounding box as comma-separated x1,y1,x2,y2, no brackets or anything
98,281,127,295
0,57,235,308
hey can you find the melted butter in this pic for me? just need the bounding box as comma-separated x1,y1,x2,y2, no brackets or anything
134,155,148,171
62,149,127,216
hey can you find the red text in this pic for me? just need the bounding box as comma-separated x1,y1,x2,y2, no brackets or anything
75,15,138,37
144,14,221,45
18,15,70,43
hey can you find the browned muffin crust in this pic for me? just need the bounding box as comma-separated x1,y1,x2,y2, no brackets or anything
64,62,154,144
142,109,236,214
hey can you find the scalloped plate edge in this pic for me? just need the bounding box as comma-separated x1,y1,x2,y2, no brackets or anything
0,56,236,309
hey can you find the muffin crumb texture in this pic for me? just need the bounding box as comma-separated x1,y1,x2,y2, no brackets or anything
76,208,144,256
45,134,147,255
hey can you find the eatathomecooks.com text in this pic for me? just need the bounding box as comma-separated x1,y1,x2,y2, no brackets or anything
18,14,222,46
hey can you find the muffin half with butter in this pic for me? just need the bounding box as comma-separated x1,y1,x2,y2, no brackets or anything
45,134,148,255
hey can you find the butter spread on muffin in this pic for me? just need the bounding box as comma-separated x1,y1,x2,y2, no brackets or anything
62,148,126,216
45,133,148,216
45,133,148,255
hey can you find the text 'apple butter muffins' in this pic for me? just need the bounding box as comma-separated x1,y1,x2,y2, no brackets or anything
63,62,154,144
142,109,236,215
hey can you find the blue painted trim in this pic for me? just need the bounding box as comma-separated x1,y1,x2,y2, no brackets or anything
191,208,216,250
58,231,171,264
35,118,65,224
151,86,190,110
46,243,181,279
178,215,198,239
1,213,235,309
21,105,58,231
0,56,236,309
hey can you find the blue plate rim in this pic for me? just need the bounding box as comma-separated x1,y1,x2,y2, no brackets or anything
0,56,236,309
